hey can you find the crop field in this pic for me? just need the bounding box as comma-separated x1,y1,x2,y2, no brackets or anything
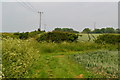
78,33,100,42
1,33,119,78
70,50,118,78
2,1,120,79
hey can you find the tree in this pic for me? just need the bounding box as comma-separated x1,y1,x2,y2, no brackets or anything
115,28,120,33
105,27,115,33
100,28,106,33
53,28,79,33
54,28,62,31
38,28,41,31
92,29,101,33
82,28,91,33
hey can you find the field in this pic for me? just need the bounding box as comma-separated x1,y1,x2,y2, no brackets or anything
78,33,100,42
1,33,119,78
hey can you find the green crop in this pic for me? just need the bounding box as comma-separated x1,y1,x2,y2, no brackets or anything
70,50,118,78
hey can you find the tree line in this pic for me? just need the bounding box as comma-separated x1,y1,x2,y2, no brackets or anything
53,28,79,33
82,27,120,33
53,27,120,34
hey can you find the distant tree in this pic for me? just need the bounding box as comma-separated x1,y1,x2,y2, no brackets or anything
105,27,115,33
38,28,41,31
115,28,120,33
43,30,46,32
62,28,73,32
19,32,29,39
53,28,79,33
54,28,62,31
82,28,91,33
82,27,117,33
92,29,101,33
100,28,106,33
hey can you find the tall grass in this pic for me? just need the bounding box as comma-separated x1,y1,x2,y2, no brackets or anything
35,41,118,54
2,37,118,78
35,42,99,53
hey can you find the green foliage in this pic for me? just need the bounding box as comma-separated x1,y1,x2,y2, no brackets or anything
2,38,40,78
92,29,101,33
115,28,120,33
71,50,118,78
36,42,105,54
81,27,116,33
38,28,41,31
53,28,79,33
95,34,120,44
100,28,106,33
13,31,44,39
19,32,29,39
92,27,115,33
2,33,14,38
28,31,44,38
2,36,118,78
105,28,115,33
82,28,91,33
36,31,78,43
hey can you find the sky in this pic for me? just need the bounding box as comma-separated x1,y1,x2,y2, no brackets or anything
1,1,118,32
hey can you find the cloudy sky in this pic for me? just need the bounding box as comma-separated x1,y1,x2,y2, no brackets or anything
1,2,118,32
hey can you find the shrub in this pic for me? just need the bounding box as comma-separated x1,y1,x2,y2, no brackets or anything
19,32,29,39
13,32,20,35
53,28,79,33
2,38,40,78
28,31,44,38
2,33,13,38
36,31,78,43
95,34,120,44
13,31,44,39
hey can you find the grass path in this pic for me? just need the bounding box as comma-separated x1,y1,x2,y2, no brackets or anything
27,51,101,78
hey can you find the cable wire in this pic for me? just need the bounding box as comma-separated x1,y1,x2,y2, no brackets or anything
20,0,37,12
26,2,37,12
17,0,37,13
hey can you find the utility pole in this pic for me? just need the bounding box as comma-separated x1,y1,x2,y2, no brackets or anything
38,11,43,31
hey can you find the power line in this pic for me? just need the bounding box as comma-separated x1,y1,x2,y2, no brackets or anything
42,12,46,31
21,0,37,12
17,0,37,13
17,0,44,30
26,2,37,12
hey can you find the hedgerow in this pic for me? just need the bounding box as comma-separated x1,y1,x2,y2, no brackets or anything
2,38,40,78
94,34,120,44
12,31,44,39
36,31,78,43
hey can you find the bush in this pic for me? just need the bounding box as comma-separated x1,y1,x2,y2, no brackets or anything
53,28,79,33
95,34,120,44
13,31,44,39
36,31,78,43
2,33,13,38
19,32,29,39
28,31,44,38
2,38,40,78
